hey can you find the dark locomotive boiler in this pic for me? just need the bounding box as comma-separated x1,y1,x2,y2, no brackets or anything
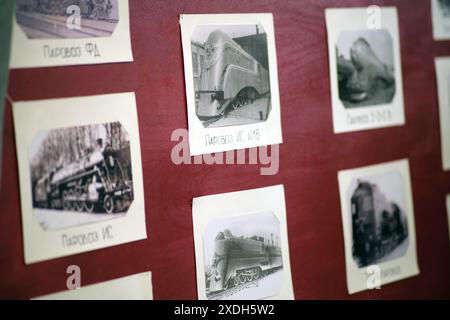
351,180,408,267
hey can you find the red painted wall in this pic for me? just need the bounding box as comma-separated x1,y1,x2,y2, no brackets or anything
1,0,450,299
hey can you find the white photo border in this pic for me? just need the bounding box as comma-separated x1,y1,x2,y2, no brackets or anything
325,7,405,134
192,184,294,300
432,0,450,41
180,13,283,156
33,271,153,300
338,159,419,294
435,57,450,170
13,92,147,264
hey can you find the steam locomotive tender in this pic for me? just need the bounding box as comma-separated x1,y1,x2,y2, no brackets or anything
34,147,132,214
351,180,408,267
196,30,270,120
207,230,282,294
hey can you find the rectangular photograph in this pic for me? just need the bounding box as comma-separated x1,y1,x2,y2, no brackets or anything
435,57,450,170
325,7,405,133
13,92,146,264
30,122,133,230
180,14,282,156
432,0,450,40
338,159,419,294
10,0,132,68
192,185,294,300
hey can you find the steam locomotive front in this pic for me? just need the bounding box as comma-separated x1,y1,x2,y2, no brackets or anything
208,231,231,293
196,30,228,119
351,181,376,265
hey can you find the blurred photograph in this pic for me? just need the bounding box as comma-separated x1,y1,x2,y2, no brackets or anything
15,0,119,39
13,92,147,264
204,212,282,300
336,30,395,108
338,159,419,294
191,24,271,128
30,122,133,230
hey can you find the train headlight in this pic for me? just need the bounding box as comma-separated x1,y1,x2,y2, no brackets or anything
214,270,221,281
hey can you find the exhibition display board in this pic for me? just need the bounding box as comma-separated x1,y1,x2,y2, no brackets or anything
0,0,450,299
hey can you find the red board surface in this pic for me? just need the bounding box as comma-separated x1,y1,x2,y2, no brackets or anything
1,0,450,299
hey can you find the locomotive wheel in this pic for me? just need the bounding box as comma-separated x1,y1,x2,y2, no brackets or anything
68,190,75,211
75,191,83,212
222,280,228,290
239,274,246,284
234,277,239,287
253,268,260,280
63,191,72,211
103,195,114,214
62,191,70,211
84,201,95,213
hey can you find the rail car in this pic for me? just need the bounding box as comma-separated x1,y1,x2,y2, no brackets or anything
207,230,282,293
351,180,408,267
16,0,114,20
196,30,270,120
33,146,132,214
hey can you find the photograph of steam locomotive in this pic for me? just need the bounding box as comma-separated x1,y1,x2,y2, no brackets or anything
336,30,396,108
30,121,133,230
349,173,409,268
191,24,271,128
203,212,283,300
15,0,119,39
438,0,450,17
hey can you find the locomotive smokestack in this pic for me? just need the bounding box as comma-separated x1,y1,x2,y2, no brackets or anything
271,233,273,245
256,25,259,35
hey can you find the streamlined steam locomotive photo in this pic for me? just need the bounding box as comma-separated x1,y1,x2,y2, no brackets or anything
191,24,271,127
206,230,282,297
30,122,133,229
15,0,119,39
336,30,396,108
351,180,408,268
203,211,283,300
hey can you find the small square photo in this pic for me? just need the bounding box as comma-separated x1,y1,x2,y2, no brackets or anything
180,14,282,156
192,185,294,300
325,7,405,133
336,30,395,109
13,92,146,264
338,159,419,294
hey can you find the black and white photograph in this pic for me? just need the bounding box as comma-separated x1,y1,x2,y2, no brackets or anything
30,122,133,231
338,159,419,294
435,57,450,170
15,0,119,39
10,1,132,68
181,14,282,156
13,92,146,264
433,0,450,40
325,7,405,134
336,30,395,108
191,24,271,128
192,185,294,300
349,173,408,268
204,212,283,300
